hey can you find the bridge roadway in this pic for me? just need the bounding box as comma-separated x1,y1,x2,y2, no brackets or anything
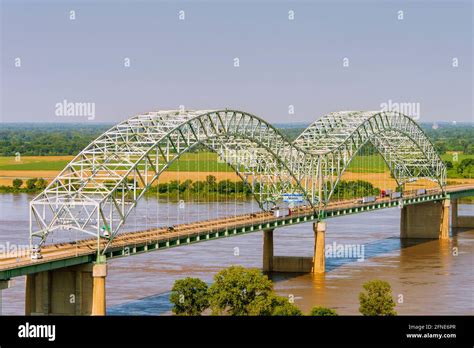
1,184,473,280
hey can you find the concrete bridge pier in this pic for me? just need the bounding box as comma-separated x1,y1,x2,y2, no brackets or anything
0,280,12,315
400,199,451,239
262,221,326,274
262,229,274,272
312,221,326,274
91,262,107,316
452,198,474,229
25,261,107,316
452,199,459,229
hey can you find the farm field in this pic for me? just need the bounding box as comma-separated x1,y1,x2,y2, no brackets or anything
0,153,472,187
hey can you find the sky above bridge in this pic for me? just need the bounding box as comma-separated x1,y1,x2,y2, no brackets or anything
1,0,472,123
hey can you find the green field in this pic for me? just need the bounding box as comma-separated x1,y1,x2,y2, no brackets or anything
0,152,473,177
345,155,387,173
0,156,72,171
165,152,233,172
346,153,474,177
0,154,235,172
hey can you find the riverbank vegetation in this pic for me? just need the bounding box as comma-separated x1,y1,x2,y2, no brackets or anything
0,174,381,202
0,177,48,193
169,267,398,316
169,266,336,316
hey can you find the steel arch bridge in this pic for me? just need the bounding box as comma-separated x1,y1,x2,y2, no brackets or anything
29,109,446,251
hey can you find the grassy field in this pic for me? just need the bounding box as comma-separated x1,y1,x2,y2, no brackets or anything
0,154,235,172
0,153,395,173
0,156,73,171
440,153,474,163
0,152,472,185
345,155,387,173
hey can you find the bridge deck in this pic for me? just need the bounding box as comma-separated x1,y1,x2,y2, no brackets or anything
0,185,472,280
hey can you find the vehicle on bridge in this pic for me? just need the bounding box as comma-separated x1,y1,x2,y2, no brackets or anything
357,196,377,204
390,191,402,199
272,207,290,218
416,188,427,196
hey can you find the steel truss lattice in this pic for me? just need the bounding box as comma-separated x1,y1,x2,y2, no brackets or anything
30,109,446,252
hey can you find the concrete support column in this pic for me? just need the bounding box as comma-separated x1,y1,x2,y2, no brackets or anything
91,263,107,316
0,280,12,315
452,199,459,229
25,263,95,316
452,198,474,228
262,229,274,272
400,205,408,239
312,221,326,274
439,199,450,240
25,275,33,315
400,200,451,239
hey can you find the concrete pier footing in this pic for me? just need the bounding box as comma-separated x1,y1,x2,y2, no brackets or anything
312,222,326,274
262,221,326,274
25,262,107,316
452,198,474,229
400,199,451,239
262,229,274,272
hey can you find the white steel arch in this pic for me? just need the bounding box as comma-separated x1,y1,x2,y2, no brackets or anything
30,109,446,252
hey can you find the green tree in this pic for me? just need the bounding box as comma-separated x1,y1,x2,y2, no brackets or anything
270,296,303,316
208,266,273,315
359,280,397,316
179,179,193,193
246,294,302,316
157,183,169,193
169,277,209,316
310,306,338,316
12,178,23,189
35,178,48,190
217,180,235,194
167,180,180,192
457,158,474,178
25,178,37,190
205,175,217,192
191,181,206,193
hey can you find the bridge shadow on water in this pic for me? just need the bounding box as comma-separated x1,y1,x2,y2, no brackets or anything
269,236,435,283
108,291,174,316
107,235,445,315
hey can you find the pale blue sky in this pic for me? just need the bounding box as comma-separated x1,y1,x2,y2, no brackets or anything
1,0,472,123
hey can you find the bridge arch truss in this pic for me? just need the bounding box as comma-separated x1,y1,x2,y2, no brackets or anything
30,109,446,251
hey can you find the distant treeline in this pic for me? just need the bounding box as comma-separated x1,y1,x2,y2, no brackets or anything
1,122,472,156
0,175,380,201
0,177,47,193
0,124,110,156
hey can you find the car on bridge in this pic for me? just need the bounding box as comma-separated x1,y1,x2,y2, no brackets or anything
416,188,427,196
357,196,377,204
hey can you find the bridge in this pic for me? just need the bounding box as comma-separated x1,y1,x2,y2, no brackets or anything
1,109,473,316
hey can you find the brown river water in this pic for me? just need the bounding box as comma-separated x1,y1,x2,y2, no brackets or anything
0,193,473,315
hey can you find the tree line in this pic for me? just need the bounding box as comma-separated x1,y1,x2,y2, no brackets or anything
0,123,472,156
0,175,383,199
